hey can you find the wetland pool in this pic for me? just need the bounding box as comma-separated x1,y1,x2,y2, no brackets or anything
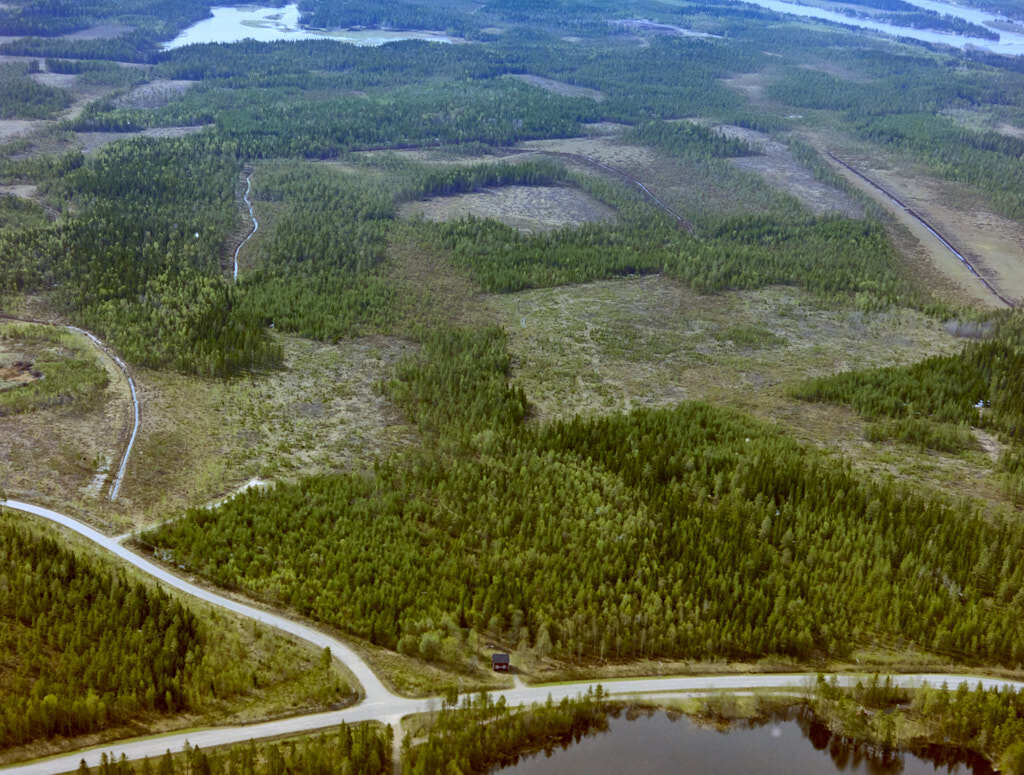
739,0,1024,55
492,710,992,775
161,4,460,50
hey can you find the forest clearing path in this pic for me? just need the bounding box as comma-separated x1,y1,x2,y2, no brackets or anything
4,498,1024,772
827,153,1017,308
503,148,694,232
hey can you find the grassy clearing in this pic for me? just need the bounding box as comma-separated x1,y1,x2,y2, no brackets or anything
517,132,805,223
352,639,513,698
0,510,356,766
489,275,959,420
486,275,1016,508
0,322,108,415
710,124,863,217
120,333,417,527
385,220,488,331
0,320,129,511
506,73,606,101
399,184,617,233
506,641,1008,686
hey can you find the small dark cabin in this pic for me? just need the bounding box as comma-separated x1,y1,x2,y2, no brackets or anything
491,653,510,672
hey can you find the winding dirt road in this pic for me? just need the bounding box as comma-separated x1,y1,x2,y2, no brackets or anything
3,498,1024,773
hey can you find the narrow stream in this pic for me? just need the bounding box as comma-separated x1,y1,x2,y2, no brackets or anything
233,171,258,281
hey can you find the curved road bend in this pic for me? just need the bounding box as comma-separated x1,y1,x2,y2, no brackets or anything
0,500,394,705
0,316,139,501
4,499,1024,773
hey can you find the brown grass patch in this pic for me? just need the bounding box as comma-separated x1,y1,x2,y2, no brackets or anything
517,134,658,169
76,125,208,155
113,79,198,110
721,71,771,101
0,183,38,200
0,360,41,386
486,275,1010,507
996,122,1024,140
120,334,418,527
819,140,1024,308
507,73,605,101
29,72,77,89
386,221,487,329
711,124,863,217
399,184,617,233
516,133,801,220
0,118,45,142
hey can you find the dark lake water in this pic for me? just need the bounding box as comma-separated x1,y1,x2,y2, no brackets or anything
493,709,993,775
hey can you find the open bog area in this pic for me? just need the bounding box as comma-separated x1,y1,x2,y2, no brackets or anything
400,184,617,232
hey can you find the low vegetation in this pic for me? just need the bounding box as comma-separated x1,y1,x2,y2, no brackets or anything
0,323,109,416
404,688,610,774
72,724,392,775
145,326,1024,670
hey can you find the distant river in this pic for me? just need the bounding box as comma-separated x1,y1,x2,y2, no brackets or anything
737,0,1024,55
492,710,993,775
161,4,459,50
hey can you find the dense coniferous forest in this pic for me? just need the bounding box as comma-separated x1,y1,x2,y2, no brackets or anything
0,521,206,746
146,378,1024,665
0,61,73,119
6,0,1024,764
0,136,281,375
0,516,352,750
626,120,759,159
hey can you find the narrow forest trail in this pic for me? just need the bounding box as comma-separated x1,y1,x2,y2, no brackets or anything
4,497,1024,773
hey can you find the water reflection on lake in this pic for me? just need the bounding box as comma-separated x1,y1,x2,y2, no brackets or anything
493,709,993,775
161,4,459,50
736,0,1024,56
